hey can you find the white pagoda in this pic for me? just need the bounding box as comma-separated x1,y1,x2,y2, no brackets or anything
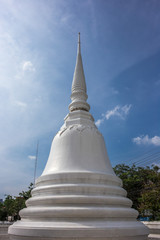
9,34,149,240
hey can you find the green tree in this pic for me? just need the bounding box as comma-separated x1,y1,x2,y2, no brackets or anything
0,201,7,221
0,183,33,221
19,183,33,200
13,197,26,220
114,164,160,220
3,195,15,217
114,164,143,209
138,165,160,220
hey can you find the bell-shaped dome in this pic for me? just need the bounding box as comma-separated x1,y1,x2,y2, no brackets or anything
8,34,149,240
42,111,115,176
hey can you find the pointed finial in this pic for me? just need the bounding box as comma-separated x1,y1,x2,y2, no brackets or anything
69,33,90,112
78,32,81,54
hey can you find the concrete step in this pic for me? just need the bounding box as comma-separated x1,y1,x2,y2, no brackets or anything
148,234,160,239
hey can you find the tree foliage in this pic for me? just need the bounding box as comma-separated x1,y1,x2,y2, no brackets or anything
0,183,33,221
114,164,160,220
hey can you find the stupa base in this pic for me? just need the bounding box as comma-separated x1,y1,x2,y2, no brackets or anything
9,220,148,240
9,171,149,240
9,237,148,240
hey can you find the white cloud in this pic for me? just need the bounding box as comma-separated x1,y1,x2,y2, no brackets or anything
133,135,160,146
61,14,72,24
106,105,120,120
28,155,36,160
152,163,160,169
106,104,132,120
111,88,119,95
121,104,132,115
95,118,104,127
14,100,27,108
22,61,35,72
95,104,132,127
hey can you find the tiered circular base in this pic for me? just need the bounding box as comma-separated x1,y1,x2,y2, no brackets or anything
8,172,149,240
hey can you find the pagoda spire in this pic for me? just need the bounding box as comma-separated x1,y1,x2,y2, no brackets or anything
69,33,90,112
78,32,81,54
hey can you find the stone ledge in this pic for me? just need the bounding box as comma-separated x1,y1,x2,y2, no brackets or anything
148,234,160,239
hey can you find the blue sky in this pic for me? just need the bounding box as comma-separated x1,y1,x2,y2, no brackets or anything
0,0,160,198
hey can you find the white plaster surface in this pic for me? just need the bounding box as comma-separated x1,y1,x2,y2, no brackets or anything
8,34,149,240
143,222,160,239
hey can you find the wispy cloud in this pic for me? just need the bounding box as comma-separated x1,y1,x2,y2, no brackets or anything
95,104,132,127
152,163,160,169
60,14,72,24
28,155,36,160
111,88,119,95
133,135,160,146
14,100,27,108
106,104,132,120
95,118,104,127
22,61,35,72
